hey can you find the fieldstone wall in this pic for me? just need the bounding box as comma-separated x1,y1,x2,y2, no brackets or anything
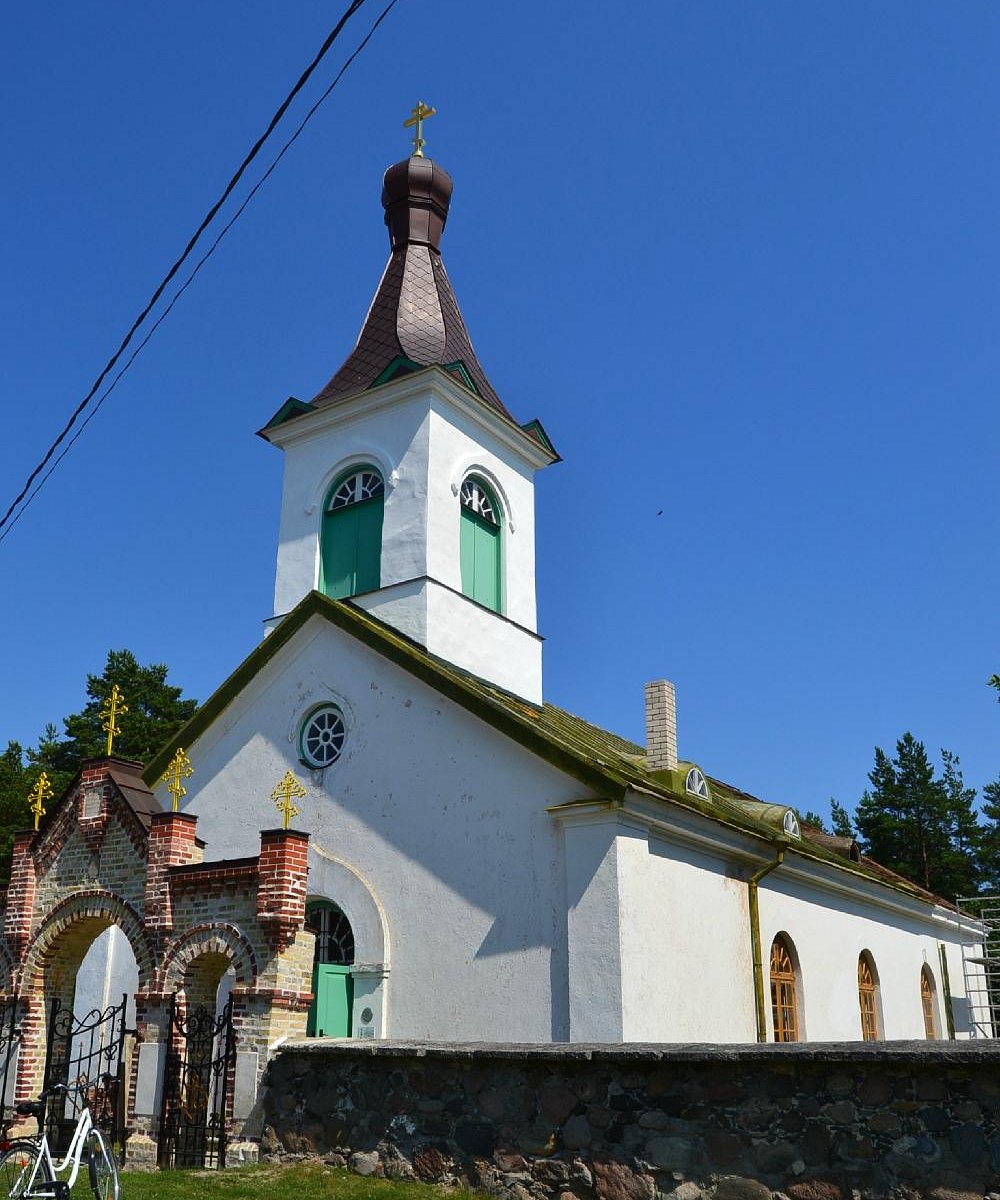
261,1040,1000,1200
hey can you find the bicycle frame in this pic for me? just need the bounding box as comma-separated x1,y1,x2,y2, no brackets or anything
15,1103,94,1197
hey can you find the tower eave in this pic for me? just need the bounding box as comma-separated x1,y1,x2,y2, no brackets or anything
258,365,558,468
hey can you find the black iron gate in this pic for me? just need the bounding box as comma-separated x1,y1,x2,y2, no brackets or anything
0,999,20,1117
158,996,236,1169
42,995,127,1151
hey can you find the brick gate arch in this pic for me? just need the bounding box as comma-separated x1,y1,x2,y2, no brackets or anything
157,923,259,995
19,889,156,998
0,757,314,1161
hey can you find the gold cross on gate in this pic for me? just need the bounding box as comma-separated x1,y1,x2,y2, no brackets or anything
270,770,306,830
100,684,127,757
161,747,194,813
28,772,53,831
403,100,436,157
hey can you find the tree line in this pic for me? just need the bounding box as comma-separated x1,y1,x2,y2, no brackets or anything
801,676,1000,901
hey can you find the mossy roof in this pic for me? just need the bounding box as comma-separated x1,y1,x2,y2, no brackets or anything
144,591,953,911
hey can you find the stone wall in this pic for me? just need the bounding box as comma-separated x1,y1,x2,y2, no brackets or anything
261,1040,1000,1200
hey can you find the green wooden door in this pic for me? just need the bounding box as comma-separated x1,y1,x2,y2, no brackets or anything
307,965,353,1037
321,497,383,599
460,507,501,611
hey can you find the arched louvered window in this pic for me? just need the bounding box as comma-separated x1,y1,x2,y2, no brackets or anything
459,476,502,613
858,953,880,1040
920,965,938,1040
320,468,384,600
769,935,800,1042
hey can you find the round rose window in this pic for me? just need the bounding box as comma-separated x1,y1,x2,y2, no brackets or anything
300,705,346,768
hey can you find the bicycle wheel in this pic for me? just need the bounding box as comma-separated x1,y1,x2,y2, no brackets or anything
85,1130,119,1200
0,1140,41,1199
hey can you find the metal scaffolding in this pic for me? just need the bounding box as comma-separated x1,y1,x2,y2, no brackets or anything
956,894,1000,1038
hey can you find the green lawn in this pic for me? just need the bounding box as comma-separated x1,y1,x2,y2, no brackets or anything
87,1164,477,1200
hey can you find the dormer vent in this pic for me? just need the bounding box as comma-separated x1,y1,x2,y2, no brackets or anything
645,680,678,773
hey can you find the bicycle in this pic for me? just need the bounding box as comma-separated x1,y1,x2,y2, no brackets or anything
0,1079,120,1200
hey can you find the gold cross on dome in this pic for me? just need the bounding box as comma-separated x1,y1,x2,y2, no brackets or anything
271,770,306,830
403,100,436,157
100,684,127,757
28,772,53,831
161,747,194,813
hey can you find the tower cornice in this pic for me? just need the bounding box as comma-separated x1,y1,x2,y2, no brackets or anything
259,366,557,470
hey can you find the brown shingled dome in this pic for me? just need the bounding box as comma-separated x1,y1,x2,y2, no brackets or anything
382,155,453,252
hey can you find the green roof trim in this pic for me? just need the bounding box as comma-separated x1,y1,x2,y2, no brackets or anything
261,396,316,431
442,360,479,396
370,356,422,388
519,418,561,462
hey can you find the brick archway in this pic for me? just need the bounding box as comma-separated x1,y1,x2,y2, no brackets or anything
15,889,154,1103
19,889,156,998
157,922,259,1001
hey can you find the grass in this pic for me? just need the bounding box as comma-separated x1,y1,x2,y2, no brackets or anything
76,1163,479,1200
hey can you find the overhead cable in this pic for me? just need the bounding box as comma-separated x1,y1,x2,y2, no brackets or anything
0,0,401,545
0,0,379,538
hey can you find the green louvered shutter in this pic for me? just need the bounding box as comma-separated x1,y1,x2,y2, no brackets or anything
320,472,384,599
460,499,502,612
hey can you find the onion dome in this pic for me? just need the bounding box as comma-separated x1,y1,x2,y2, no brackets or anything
312,154,509,418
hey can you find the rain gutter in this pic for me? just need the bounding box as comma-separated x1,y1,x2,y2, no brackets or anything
749,839,788,1042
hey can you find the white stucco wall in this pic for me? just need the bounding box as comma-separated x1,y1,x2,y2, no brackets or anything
172,615,586,1043
74,925,139,1027
562,815,626,1042
757,867,973,1042
617,825,757,1043
556,796,980,1046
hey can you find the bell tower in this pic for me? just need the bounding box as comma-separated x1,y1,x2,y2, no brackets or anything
259,128,557,704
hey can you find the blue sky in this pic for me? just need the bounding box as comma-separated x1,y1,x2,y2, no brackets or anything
1,3,997,824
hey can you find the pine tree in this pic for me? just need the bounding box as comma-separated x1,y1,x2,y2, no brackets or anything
0,651,197,881
54,650,197,765
830,799,855,838
854,734,982,900
801,810,827,832
980,779,1000,895
939,750,983,901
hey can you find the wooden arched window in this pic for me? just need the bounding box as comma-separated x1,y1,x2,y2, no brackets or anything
459,476,502,612
320,467,384,600
769,935,799,1042
858,953,880,1040
921,966,938,1040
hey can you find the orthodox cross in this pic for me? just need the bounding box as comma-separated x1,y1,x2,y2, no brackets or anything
100,684,127,757
28,772,53,831
161,747,194,813
271,770,306,830
403,100,436,157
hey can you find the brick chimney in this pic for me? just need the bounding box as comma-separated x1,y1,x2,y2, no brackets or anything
645,680,678,773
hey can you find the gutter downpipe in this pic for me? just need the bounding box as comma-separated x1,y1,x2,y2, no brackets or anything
749,841,786,1043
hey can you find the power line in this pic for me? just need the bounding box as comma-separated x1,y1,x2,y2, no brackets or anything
0,0,401,546
0,0,378,538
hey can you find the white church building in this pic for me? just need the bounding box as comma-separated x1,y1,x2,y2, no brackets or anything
135,143,981,1047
